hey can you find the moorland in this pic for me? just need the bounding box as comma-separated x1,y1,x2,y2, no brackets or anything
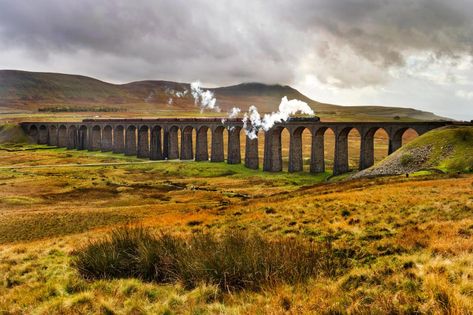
1,70,473,314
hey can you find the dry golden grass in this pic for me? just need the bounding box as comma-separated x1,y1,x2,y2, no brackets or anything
1,140,472,313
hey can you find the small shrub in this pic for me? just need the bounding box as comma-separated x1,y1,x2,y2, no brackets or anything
73,226,352,292
265,207,276,214
187,220,203,227
400,153,414,167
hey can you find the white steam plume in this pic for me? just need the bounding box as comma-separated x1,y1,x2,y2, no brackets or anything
242,97,314,139
166,88,187,106
190,81,220,112
228,107,241,118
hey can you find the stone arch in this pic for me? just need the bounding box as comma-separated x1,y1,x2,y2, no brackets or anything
195,126,209,161
348,128,362,171
288,126,310,172
360,127,390,170
57,125,68,147
150,126,163,160
101,125,113,152
180,126,194,160
78,125,88,150
310,127,334,173
227,126,242,164
211,126,225,162
334,126,362,175
48,125,57,146
113,125,125,153
90,125,101,151
263,126,287,172
389,127,419,154
165,126,179,159
38,125,48,144
28,125,39,143
125,125,137,156
137,125,150,158
67,125,77,149
244,129,261,170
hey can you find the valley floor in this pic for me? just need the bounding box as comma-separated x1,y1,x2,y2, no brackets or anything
1,144,473,314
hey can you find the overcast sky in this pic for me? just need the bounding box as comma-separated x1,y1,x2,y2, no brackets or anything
0,0,472,120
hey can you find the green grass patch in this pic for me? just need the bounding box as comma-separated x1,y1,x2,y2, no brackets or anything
403,126,473,172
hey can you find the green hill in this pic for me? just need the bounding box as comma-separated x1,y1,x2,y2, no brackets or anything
0,69,450,121
355,126,473,177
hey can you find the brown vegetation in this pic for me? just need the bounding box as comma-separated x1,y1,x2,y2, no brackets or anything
1,141,472,313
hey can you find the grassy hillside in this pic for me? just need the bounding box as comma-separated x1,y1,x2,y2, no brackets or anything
356,126,473,177
0,70,449,121
0,124,29,144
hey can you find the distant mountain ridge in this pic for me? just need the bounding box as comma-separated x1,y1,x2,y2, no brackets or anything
0,69,449,121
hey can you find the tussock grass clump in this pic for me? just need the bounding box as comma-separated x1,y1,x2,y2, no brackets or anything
73,226,351,292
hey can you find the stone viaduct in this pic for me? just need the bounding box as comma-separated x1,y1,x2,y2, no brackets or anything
21,118,453,175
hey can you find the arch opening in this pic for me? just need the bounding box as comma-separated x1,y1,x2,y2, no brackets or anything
347,128,361,171
211,126,225,162
150,126,163,160
78,125,88,150
288,126,310,173
333,127,359,175
57,125,68,147
113,126,125,153
180,126,194,160
195,126,209,161
28,125,39,143
389,127,419,154
48,125,57,146
137,125,150,158
38,125,48,144
166,126,179,159
90,125,101,151
227,126,242,164
315,127,335,173
125,125,137,156
101,125,113,152
263,126,286,172
67,125,77,149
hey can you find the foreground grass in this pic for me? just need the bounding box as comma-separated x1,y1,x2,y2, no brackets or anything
1,142,473,313
74,227,351,292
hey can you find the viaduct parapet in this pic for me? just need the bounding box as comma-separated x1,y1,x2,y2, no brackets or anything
21,118,456,175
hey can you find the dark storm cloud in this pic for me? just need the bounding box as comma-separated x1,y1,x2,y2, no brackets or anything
0,0,472,87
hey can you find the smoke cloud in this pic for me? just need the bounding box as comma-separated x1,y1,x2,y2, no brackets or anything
242,97,314,139
190,81,219,112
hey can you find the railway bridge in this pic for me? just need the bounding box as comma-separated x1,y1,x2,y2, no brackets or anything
21,118,453,175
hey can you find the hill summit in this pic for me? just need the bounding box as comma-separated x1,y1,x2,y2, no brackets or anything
0,69,448,121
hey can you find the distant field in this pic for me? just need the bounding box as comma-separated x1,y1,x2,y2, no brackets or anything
0,142,473,313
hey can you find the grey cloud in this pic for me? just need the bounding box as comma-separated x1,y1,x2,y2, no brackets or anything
0,0,472,88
